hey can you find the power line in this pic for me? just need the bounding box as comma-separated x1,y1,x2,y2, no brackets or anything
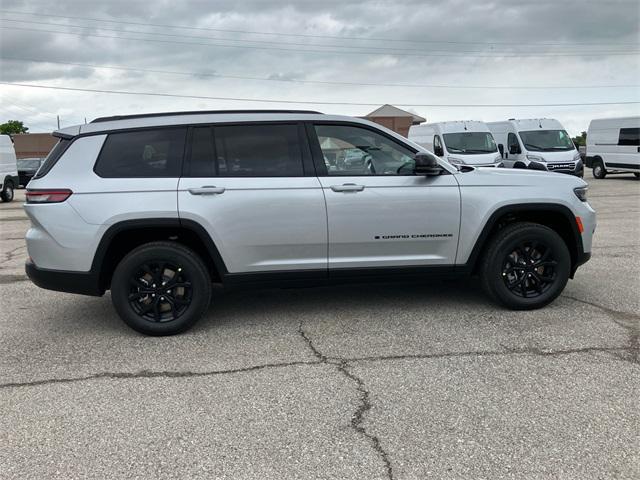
0,17,631,55
3,24,638,59
1,8,637,47
3,56,639,90
2,81,638,108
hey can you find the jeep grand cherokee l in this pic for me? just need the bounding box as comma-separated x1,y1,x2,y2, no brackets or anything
24,110,595,335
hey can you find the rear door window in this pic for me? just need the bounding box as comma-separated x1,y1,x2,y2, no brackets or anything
213,124,303,177
95,128,186,178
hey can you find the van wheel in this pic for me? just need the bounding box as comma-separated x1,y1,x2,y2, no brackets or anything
1,181,14,202
110,241,212,335
480,222,570,310
592,159,607,179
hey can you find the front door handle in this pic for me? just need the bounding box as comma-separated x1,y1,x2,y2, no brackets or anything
330,183,365,193
188,186,226,195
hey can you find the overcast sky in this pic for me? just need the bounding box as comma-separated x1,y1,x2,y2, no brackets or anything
0,0,639,135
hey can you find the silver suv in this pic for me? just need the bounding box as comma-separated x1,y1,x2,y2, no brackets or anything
24,110,595,335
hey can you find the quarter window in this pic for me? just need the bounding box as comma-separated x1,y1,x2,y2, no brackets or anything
618,127,640,146
314,124,415,176
95,128,186,178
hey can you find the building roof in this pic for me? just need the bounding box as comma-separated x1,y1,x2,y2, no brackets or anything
364,104,426,124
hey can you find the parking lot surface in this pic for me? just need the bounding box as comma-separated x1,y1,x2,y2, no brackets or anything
1,174,638,479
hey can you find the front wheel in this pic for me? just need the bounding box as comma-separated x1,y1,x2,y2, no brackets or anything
1,181,14,202
592,159,607,179
480,222,570,310
110,242,212,335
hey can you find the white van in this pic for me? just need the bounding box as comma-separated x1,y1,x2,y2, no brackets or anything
0,134,19,202
487,118,583,177
586,116,640,179
408,121,502,168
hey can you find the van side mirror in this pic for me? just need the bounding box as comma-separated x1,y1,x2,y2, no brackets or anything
414,153,442,176
434,145,444,157
497,144,504,158
508,144,520,155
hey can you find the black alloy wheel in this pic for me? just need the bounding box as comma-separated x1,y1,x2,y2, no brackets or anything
128,261,192,323
111,241,211,335
502,241,557,298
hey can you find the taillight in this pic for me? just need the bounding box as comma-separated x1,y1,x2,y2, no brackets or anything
26,189,73,204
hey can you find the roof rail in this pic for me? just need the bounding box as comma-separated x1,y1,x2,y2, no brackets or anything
91,110,323,123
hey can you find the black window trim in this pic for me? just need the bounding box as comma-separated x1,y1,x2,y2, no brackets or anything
184,121,313,178
305,120,420,177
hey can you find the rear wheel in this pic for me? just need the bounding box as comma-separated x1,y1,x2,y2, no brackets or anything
480,222,570,310
110,242,212,335
0,180,14,202
592,159,607,179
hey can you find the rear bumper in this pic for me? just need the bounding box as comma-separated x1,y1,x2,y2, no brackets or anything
25,260,103,296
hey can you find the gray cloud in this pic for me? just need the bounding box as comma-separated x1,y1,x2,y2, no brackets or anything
0,0,638,133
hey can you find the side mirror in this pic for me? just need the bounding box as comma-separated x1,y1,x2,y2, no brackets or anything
497,144,504,159
414,152,441,176
508,144,520,155
434,145,444,157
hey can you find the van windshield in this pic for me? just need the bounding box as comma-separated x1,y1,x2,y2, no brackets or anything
442,132,497,154
519,130,575,152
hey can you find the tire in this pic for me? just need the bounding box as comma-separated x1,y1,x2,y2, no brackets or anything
592,159,606,179
0,180,14,202
480,222,571,310
110,241,212,335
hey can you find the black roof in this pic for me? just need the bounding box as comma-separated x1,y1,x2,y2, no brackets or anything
91,110,323,123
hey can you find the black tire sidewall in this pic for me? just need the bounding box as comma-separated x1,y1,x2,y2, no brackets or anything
592,160,606,179
111,244,211,335
1,182,13,202
486,227,570,310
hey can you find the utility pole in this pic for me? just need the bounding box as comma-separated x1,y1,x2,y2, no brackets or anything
57,115,60,129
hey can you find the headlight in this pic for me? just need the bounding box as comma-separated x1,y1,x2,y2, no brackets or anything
573,152,581,162
526,154,545,162
447,156,465,165
494,155,502,163
574,186,588,202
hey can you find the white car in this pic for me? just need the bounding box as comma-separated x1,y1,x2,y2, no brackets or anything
408,121,502,168
0,134,19,202
24,110,595,335
586,116,640,179
488,118,583,177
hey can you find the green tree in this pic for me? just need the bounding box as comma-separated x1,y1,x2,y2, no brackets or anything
572,131,587,147
0,120,29,135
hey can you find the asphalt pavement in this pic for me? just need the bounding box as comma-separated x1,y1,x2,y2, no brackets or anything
1,173,638,479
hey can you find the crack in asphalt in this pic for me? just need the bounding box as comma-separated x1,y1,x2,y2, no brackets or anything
0,245,26,265
297,320,394,480
0,360,322,390
562,295,640,365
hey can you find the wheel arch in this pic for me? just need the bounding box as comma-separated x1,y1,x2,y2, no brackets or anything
465,203,584,278
93,218,227,291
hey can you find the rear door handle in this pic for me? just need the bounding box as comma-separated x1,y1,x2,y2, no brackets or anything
188,186,226,195
330,183,365,192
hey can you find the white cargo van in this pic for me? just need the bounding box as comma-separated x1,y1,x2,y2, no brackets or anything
0,134,19,202
487,118,583,177
585,116,640,179
408,121,502,168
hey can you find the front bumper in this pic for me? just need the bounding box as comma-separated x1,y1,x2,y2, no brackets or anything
25,259,103,296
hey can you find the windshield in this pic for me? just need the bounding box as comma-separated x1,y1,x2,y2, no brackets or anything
519,130,575,152
18,159,41,169
442,132,497,154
